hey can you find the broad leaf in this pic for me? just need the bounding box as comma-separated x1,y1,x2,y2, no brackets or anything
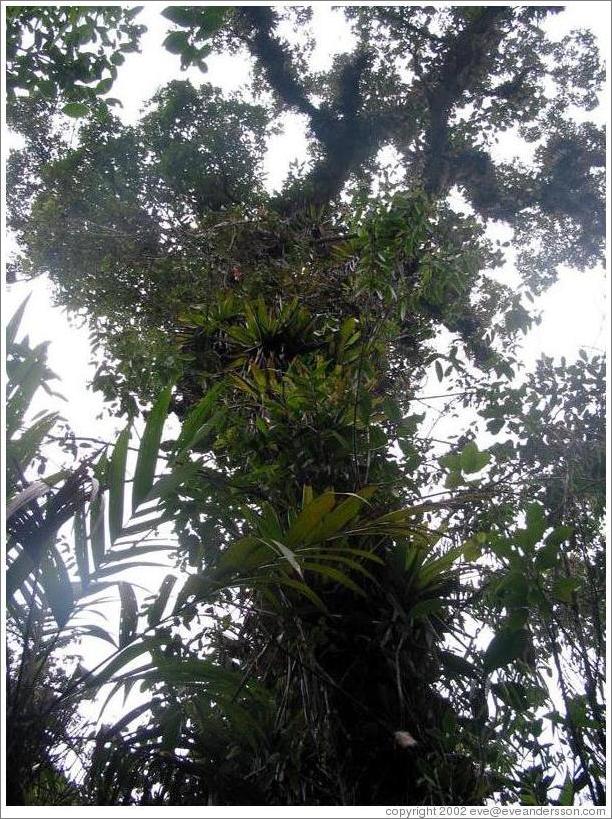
163,31,190,54
90,493,106,569
118,582,139,648
6,294,30,347
108,427,130,543
460,441,490,474
62,102,89,117
132,387,171,510
285,491,336,547
551,576,581,603
483,628,530,674
74,504,89,589
40,544,74,628
147,574,177,628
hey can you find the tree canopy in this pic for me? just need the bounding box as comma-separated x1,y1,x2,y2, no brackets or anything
4,4,607,809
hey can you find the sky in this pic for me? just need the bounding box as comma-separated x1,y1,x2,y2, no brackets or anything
2,0,610,787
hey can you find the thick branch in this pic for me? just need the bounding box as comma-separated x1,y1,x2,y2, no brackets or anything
237,7,375,210
238,7,331,141
422,8,510,195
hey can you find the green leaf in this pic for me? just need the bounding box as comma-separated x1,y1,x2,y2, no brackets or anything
118,582,138,648
74,504,89,589
119,42,140,53
534,541,560,571
125,5,144,21
305,562,365,595
507,608,530,631
444,470,463,489
491,681,529,712
486,417,505,435
462,538,481,561
558,775,574,806
435,360,443,382
62,102,89,118
439,452,461,471
409,597,444,619
142,656,241,691
496,571,529,606
90,493,106,569
217,535,269,576
100,701,153,739
87,639,162,690
197,6,229,36
285,492,336,547
307,546,383,567
304,552,376,582
147,574,177,628
6,347,48,437
272,576,327,613
419,543,464,585
144,462,199,502
92,560,167,579
95,77,113,94
173,573,214,613
301,484,313,508
545,524,573,548
460,441,490,473
6,294,30,347
100,543,173,563
268,539,303,578
397,413,425,437
517,502,547,550
163,31,190,55
566,694,590,729
175,383,224,453
551,576,581,603
161,707,182,752
483,627,529,674
109,427,130,543
132,387,171,510
308,488,375,543
489,534,514,560
383,397,402,423
40,545,74,628
6,548,35,599
440,650,480,679
78,624,117,648
162,6,201,27
38,79,56,98
9,412,59,472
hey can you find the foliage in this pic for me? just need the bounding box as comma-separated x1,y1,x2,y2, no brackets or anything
6,6,145,117
5,302,183,804
4,4,607,808
5,637,84,806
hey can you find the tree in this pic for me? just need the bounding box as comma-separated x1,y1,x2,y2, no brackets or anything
5,5,606,807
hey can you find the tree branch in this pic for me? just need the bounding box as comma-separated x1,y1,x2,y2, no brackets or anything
421,8,510,195
237,7,376,210
238,7,327,136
